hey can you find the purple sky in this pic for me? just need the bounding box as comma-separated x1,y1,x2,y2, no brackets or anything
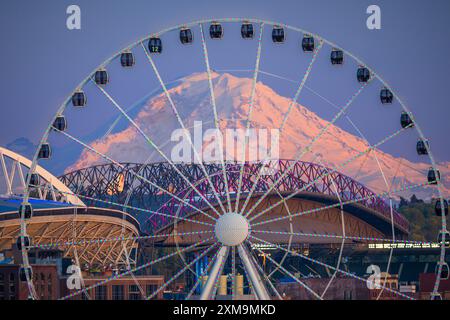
0,0,449,164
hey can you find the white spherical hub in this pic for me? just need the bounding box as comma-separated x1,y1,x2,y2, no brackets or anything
214,212,250,246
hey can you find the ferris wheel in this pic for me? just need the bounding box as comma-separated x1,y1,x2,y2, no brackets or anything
17,18,449,300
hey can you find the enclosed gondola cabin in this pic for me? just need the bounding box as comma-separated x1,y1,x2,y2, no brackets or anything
380,88,393,104
53,115,67,132
120,51,135,67
18,203,33,220
330,49,344,65
357,66,370,83
26,173,40,187
438,230,450,248
16,235,31,251
400,112,414,128
38,143,51,160
302,34,315,52
241,23,254,39
148,37,162,54
416,139,429,155
180,28,193,44
209,23,223,39
19,267,32,282
71,90,86,107
435,199,449,216
272,26,285,43
427,167,440,185
94,69,109,85
437,262,450,280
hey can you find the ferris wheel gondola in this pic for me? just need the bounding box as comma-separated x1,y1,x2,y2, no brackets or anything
302,34,315,52
272,25,285,43
241,22,254,39
209,22,223,39
180,27,194,44
120,51,135,67
330,48,344,65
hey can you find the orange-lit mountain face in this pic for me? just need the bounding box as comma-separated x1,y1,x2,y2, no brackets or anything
68,72,449,199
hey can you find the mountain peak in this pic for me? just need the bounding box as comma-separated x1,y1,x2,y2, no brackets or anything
67,72,449,199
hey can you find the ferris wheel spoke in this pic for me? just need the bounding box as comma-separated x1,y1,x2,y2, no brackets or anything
234,23,265,214
251,229,437,247
244,80,371,219
239,41,324,216
199,23,233,214
249,234,415,300
248,123,413,223
29,229,213,250
146,243,218,300
92,80,224,219
376,197,395,300
248,240,322,300
252,255,283,300
61,236,213,300
252,179,428,227
313,157,346,299
54,128,218,223
140,42,228,217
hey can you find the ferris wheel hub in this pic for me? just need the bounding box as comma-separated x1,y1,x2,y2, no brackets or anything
214,212,249,246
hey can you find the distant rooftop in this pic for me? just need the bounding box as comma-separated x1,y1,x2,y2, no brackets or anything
0,196,71,214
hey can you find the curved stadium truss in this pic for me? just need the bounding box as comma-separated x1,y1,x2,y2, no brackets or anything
59,159,409,237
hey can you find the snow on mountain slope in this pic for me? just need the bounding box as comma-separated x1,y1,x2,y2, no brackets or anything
67,72,449,199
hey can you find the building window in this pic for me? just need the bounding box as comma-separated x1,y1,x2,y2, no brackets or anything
95,285,107,300
112,285,124,300
146,284,158,300
129,285,141,300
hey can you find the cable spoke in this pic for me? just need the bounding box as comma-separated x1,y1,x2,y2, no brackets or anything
199,23,233,214
29,229,213,250
146,243,218,300
251,230,437,246
308,86,398,300
249,124,413,223
61,236,213,300
252,179,428,227
234,23,264,213
249,234,415,300
315,158,346,299
239,40,324,216
140,42,228,216
244,80,371,218
249,240,322,300
31,183,214,230
93,81,224,219
252,255,283,300
54,128,217,223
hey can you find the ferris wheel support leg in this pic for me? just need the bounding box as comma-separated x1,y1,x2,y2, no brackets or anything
237,244,271,300
199,246,229,300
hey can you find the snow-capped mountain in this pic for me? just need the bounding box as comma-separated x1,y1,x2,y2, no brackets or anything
67,72,449,199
